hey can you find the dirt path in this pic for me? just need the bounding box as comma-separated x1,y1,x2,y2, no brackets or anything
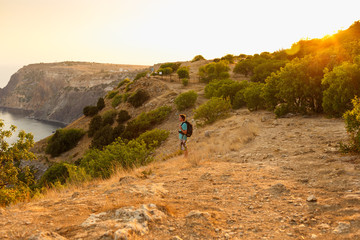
1,110,360,240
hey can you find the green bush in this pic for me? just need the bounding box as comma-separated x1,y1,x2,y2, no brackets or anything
137,129,170,149
127,89,150,108
111,94,123,108
204,79,245,104
243,82,265,111
159,62,181,72
194,97,232,126
221,54,235,64
134,71,148,80
107,90,118,99
91,125,114,149
97,97,105,111
83,106,99,117
177,67,190,79
182,78,189,86
117,110,131,124
113,124,125,139
174,91,198,110
118,78,131,88
80,138,151,178
38,163,69,187
322,61,360,117
102,110,117,126
191,55,205,62
88,115,102,137
122,106,172,140
199,61,230,83
46,129,85,157
341,97,360,152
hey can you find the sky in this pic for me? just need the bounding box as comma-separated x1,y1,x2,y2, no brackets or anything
0,0,359,88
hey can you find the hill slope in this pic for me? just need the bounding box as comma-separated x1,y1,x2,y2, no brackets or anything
1,109,360,239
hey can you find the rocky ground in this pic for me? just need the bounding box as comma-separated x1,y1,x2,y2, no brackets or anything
1,108,360,240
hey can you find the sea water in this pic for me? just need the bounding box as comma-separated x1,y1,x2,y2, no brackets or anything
0,108,65,144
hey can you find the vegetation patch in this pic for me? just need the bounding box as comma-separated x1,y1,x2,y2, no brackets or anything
45,129,85,157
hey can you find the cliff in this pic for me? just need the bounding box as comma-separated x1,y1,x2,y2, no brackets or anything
0,62,148,124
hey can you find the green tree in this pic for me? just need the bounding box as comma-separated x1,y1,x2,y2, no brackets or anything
174,91,198,110
97,97,105,111
88,115,102,137
0,120,36,206
342,97,360,152
191,55,205,62
322,60,360,116
177,67,190,79
243,82,266,111
199,61,230,83
46,129,85,157
194,97,231,125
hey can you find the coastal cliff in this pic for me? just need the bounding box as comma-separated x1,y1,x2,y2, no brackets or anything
0,62,148,124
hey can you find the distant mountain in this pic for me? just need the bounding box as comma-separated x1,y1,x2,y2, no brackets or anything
0,62,148,124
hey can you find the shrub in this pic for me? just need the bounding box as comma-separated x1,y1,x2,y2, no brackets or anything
0,120,35,206
194,97,232,126
117,110,131,124
122,106,172,140
182,78,189,86
80,138,151,178
134,71,148,80
243,82,265,111
137,129,170,149
88,115,102,137
322,61,360,117
341,97,360,152
191,55,205,62
232,81,250,109
111,94,123,108
127,89,150,108
177,67,190,79
45,129,85,157
38,163,69,187
199,61,230,83
159,62,181,72
221,54,235,64
83,106,99,117
118,78,131,88
174,91,198,110
97,97,105,111
107,90,118,99
102,109,117,126
204,79,245,104
113,124,125,139
91,125,114,149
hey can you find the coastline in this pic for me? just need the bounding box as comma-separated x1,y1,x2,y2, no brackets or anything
0,107,67,127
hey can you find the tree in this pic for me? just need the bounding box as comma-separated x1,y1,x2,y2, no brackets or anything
97,97,105,111
342,96,360,152
191,55,205,62
199,61,230,83
0,120,36,205
243,82,266,111
177,67,190,79
194,97,231,125
174,91,198,110
322,60,360,116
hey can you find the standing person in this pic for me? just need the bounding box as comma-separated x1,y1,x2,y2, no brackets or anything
179,114,188,157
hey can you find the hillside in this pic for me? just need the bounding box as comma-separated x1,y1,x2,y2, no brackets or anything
0,62,148,124
2,108,360,239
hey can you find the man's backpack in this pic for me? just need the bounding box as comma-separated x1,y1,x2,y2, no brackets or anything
182,121,193,137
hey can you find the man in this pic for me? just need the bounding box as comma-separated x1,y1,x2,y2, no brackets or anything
179,114,188,157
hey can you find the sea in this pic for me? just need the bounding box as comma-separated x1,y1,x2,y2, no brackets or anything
0,108,65,145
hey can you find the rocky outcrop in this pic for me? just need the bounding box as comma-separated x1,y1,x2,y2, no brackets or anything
0,62,148,124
